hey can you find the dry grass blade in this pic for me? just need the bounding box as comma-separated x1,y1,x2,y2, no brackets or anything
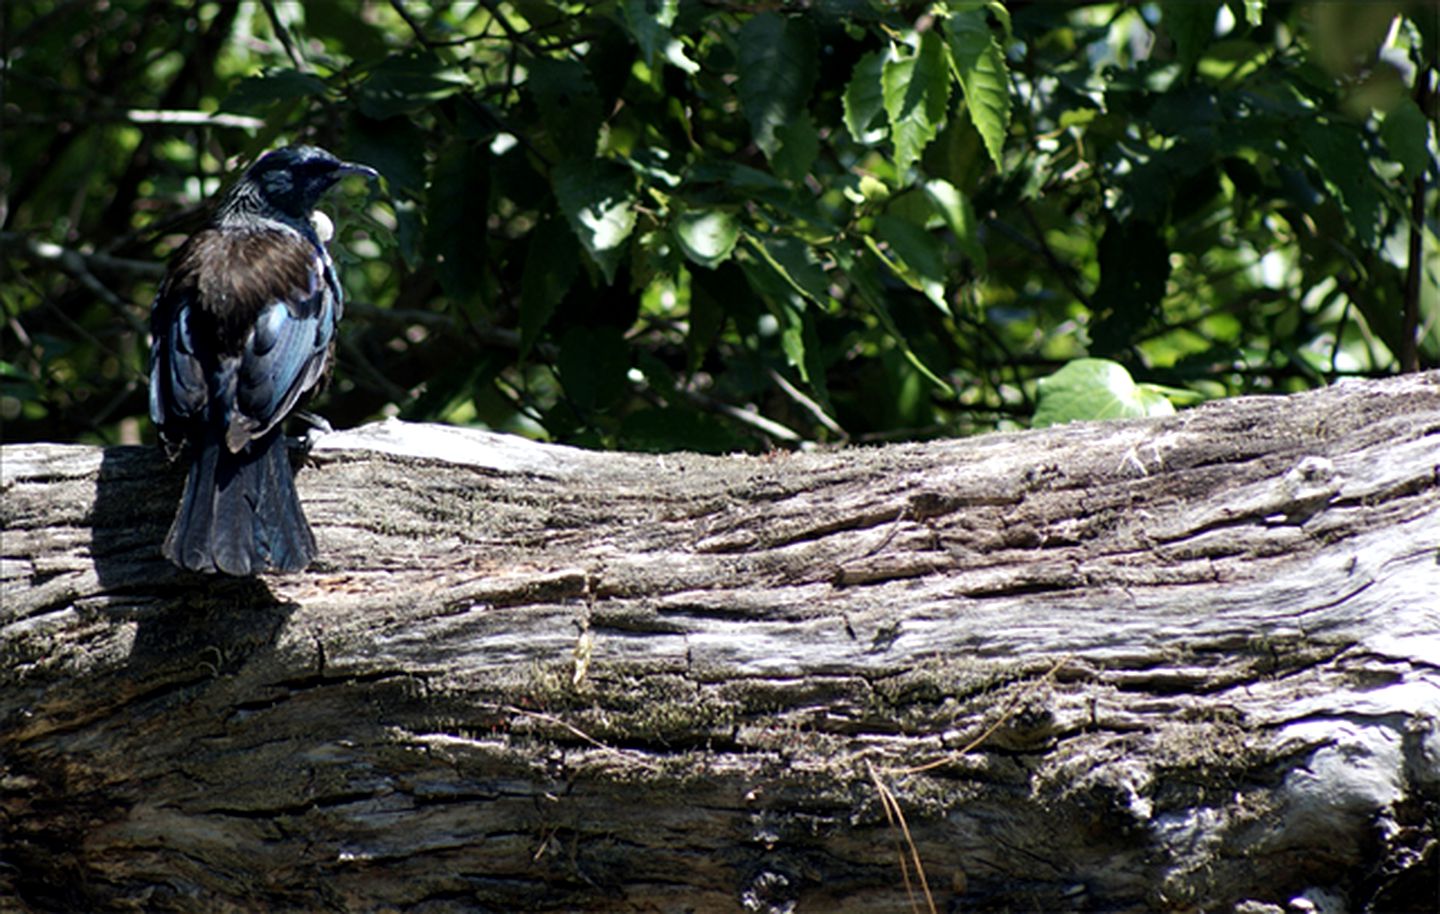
866,655,1073,910
868,759,937,914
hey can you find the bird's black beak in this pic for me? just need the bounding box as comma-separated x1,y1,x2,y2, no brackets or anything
337,161,380,181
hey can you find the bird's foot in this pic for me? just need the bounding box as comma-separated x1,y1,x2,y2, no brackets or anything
290,411,334,459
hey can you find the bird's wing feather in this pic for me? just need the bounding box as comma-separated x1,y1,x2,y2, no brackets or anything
150,226,340,452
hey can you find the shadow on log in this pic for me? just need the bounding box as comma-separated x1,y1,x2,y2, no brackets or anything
3,373,1439,912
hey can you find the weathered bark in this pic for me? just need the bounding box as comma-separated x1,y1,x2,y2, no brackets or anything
3,373,1438,913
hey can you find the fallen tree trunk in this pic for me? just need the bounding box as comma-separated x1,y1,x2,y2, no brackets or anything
3,372,1438,912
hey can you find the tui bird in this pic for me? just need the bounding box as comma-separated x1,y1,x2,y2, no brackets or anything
149,145,377,575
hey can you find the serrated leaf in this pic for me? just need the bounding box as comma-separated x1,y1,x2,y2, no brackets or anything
843,51,887,144
736,14,818,160
674,209,740,269
553,158,638,284
943,10,1011,170
357,52,468,119
882,32,950,177
1032,358,1175,427
772,113,819,182
219,69,326,114
986,1,1012,40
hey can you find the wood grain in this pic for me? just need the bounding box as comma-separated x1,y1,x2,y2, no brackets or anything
4,373,1439,912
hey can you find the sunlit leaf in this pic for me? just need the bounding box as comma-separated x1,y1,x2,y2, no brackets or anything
553,158,638,284
882,31,950,177
620,0,679,68
921,177,985,268
674,209,740,269
1033,358,1175,427
943,9,1010,170
843,51,887,144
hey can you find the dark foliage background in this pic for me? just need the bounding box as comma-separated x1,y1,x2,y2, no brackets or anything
2,1,1436,451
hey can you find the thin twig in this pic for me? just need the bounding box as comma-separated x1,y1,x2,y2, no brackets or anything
260,0,306,70
767,367,847,439
2,231,166,281
680,387,805,445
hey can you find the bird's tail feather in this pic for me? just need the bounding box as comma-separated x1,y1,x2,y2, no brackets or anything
164,429,316,575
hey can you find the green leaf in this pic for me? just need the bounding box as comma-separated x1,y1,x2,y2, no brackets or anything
1033,359,1175,427
1380,97,1431,182
872,214,949,314
553,158,638,284
521,215,579,358
882,31,951,177
773,113,819,182
620,0,679,67
943,10,1010,170
1299,118,1383,247
357,52,468,119
840,247,954,395
687,263,740,372
219,69,326,113
1163,1,1219,74
349,115,428,196
921,177,985,268
843,51,887,144
526,56,603,159
736,14,818,160
748,235,829,306
1242,0,1266,27
674,209,740,269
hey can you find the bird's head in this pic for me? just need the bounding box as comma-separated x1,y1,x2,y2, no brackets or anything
231,145,378,221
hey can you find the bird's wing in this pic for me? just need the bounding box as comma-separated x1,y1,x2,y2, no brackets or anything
150,227,341,453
